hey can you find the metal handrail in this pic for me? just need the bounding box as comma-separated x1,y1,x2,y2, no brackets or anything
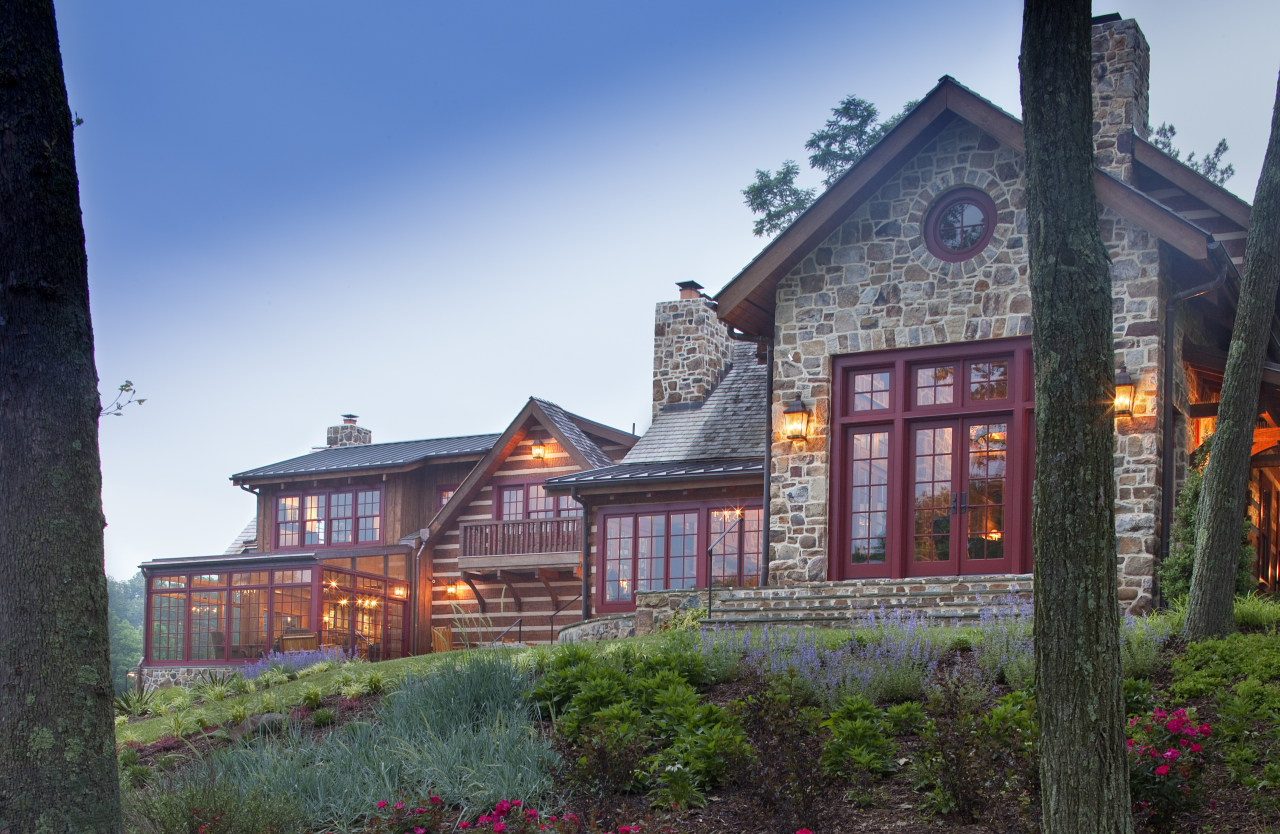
488,618,523,646
550,592,584,642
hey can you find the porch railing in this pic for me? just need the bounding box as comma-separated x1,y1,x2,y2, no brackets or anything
459,517,581,558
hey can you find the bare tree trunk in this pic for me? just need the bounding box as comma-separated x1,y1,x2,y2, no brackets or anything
0,2,122,831
1184,75,1280,640
1020,2,1132,832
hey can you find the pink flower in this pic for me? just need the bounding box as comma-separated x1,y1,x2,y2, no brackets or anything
1155,765,1170,776
416,807,428,814
478,815,492,824
376,800,389,810
1200,723,1212,737
395,801,406,810
1191,743,1201,752
512,800,522,807
1163,749,1180,760
1126,738,1135,749
527,809,539,820
797,830,815,834
459,824,471,830
430,796,443,806
493,824,507,833
414,828,425,834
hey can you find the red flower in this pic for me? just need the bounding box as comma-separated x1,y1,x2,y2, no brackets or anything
430,796,443,806
1155,765,1170,776
1191,743,1201,753
376,800,388,810
493,823,507,833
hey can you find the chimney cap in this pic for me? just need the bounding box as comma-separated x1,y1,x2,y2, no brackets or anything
341,414,358,424
676,280,704,291
1090,12,1122,24
676,280,705,300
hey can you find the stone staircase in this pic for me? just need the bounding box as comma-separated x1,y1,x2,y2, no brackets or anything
701,574,1034,629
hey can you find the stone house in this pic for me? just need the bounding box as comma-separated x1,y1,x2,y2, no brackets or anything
555,15,1274,635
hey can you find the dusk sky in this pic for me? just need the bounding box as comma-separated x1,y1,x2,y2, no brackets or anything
52,0,1279,580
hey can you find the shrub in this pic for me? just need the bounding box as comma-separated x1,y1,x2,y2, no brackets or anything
1127,707,1212,831
914,672,1038,832
884,700,926,735
123,778,307,834
1171,632,1280,698
114,687,156,717
973,596,1034,685
1120,614,1173,680
1123,678,1157,718
300,683,324,709
311,707,335,727
662,605,708,632
1234,593,1280,631
1158,440,1254,600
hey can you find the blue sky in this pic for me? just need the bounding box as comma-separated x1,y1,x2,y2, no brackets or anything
53,0,1280,579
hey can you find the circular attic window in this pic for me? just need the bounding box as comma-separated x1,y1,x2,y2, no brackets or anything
924,188,997,262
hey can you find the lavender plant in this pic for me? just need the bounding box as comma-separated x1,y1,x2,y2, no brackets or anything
241,647,353,680
973,595,1035,687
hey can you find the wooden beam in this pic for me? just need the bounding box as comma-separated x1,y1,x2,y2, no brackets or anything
1188,402,1219,418
1183,340,1280,388
1252,428,1280,458
1132,137,1252,229
460,571,486,614
535,568,561,611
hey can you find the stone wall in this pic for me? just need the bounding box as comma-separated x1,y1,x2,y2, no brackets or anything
327,422,372,447
766,118,1165,613
652,297,732,420
139,664,240,690
557,613,636,643
1091,16,1151,183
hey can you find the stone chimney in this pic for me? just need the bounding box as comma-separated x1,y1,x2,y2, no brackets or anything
1091,14,1150,184
326,414,372,448
652,281,732,420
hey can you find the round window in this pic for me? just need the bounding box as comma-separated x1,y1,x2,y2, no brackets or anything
923,188,997,262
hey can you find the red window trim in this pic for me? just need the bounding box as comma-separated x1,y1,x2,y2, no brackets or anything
594,500,764,614
829,338,1035,581
491,479,581,521
273,485,384,551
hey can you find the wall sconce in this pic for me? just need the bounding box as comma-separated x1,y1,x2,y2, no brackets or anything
782,394,811,441
531,440,546,461
1114,365,1135,418
445,581,458,597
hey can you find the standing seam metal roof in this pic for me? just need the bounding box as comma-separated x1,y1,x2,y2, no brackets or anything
231,433,500,482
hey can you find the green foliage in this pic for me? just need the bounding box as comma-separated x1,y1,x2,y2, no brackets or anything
1151,122,1236,185
742,161,816,237
108,614,144,694
1123,678,1157,718
913,673,1038,831
123,778,306,834
1159,441,1254,600
1234,593,1280,631
114,687,156,718
227,702,249,725
743,96,917,236
820,696,896,778
300,683,324,709
311,707,335,727
661,605,708,632
1170,632,1280,698
884,700,926,735
1120,615,1174,680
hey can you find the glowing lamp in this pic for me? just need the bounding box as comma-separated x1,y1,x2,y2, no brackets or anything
531,440,546,460
1114,366,1135,418
782,395,811,442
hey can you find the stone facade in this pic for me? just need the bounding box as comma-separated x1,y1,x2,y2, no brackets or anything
1091,16,1151,183
764,115,1166,613
652,296,732,420
139,664,239,690
327,415,372,447
557,613,636,643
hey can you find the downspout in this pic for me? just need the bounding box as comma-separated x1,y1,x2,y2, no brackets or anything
410,535,427,654
729,327,774,586
574,486,590,621
1158,240,1234,603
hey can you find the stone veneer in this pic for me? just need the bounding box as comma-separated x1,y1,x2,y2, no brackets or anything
1091,17,1151,184
557,613,635,643
327,421,372,447
652,297,732,420
766,115,1165,614
139,664,240,690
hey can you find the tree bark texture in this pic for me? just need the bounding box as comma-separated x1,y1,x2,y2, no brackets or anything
1184,74,1280,640
0,2,122,831
1020,2,1132,832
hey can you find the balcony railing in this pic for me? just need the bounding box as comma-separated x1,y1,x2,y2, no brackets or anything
459,517,581,558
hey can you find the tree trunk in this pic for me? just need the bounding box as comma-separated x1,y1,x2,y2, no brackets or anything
1020,2,1132,832
1184,75,1280,640
0,2,122,831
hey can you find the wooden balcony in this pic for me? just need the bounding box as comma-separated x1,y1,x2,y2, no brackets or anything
459,517,581,562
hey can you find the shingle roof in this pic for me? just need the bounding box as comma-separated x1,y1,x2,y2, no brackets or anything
623,341,768,463
546,457,763,487
231,433,500,483
531,398,615,469
223,517,258,555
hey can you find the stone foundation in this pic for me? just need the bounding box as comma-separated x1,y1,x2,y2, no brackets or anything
139,664,241,690
557,613,635,643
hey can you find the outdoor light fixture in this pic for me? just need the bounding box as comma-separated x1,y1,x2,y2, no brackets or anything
1114,365,1136,418
531,440,546,460
782,394,811,441
445,581,458,597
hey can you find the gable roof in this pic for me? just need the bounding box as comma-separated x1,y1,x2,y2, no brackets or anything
545,341,767,491
421,397,637,544
715,76,1247,336
231,433,499,485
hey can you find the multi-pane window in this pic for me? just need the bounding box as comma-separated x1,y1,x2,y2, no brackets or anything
498,484,581,520
602,505,761,607
276,488,382,549
834,339,1032,579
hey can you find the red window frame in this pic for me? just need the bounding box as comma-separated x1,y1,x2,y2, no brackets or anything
493,481,581,521
274,486,383,550
830,338,1034,581
595,501,764,613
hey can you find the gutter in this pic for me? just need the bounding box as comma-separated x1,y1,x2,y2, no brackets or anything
1158,240,1235,603
729,327,774,586
573,486,590,620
